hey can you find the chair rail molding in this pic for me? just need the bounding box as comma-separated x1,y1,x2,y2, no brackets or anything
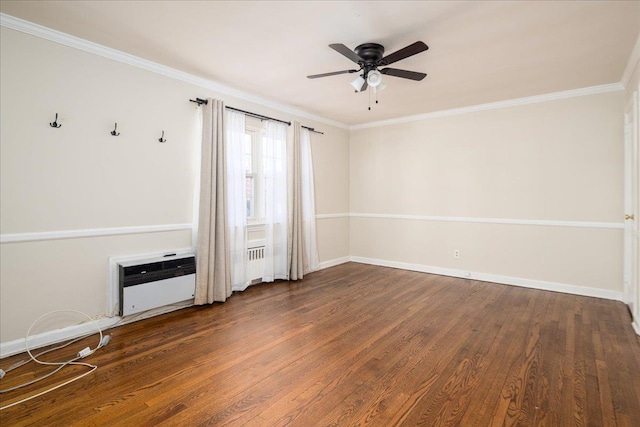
349,213,624,229
0,223,193,244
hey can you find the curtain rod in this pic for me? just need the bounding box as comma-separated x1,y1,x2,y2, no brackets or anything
189,98,323,135
302,125,324,135
226,106,291,126
189,98,289,126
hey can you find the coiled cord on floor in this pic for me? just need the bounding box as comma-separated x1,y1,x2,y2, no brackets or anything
0,310,109,411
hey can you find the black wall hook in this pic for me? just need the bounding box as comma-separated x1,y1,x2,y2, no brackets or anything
158,131,166,143
111,123,120,136
49,113,62,128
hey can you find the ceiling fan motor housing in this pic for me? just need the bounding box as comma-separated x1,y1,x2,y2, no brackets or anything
354,43,385,63
354,43,385,77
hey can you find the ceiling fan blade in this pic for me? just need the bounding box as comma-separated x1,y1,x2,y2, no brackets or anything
329,43,364,64
360,80,368,92
307,69,358,79
380,68,427,81
379,41,428,66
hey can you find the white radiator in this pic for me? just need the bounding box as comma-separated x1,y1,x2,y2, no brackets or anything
247,244,265,281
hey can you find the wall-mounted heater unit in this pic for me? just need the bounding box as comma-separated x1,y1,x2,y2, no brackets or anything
118,254,196,316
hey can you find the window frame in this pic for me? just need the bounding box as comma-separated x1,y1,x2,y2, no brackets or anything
244,119,267,227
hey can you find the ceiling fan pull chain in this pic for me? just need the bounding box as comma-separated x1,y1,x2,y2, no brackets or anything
368,88,371,111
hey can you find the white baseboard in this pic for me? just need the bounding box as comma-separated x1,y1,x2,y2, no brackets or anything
633,320,640,336
349,256,625,302
0,316,121,359
316,256,351,271
0,301,196,359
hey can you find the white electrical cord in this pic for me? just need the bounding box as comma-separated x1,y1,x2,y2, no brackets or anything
0,310,107,411
0,305,183,411
25,310,103,362
1,334,89,392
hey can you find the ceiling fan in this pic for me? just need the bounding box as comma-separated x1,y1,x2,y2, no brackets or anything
307,41,429,93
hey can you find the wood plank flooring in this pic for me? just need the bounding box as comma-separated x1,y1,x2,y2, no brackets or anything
1,262,639,426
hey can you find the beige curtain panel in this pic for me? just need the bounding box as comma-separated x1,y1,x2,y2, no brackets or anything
194,98,232,304
288,122,306,280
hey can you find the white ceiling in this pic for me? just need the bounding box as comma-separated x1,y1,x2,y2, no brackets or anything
1,1,639,126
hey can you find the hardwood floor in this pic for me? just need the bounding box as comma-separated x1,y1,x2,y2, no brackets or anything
1,262,639,426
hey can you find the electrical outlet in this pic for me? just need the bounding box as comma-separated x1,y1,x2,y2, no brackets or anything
454,249,460,259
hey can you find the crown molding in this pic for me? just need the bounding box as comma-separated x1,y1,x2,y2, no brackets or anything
622,33,640,88
350,83,625,130
0,13,631,133
0,13,349,130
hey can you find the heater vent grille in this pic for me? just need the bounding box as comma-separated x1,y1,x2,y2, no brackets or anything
248,245,265,281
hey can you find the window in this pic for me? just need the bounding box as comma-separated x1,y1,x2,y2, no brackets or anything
243,119,266,224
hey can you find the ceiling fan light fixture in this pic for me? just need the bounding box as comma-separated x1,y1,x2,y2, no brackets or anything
374,81,387,93
350,75,366,91
367,70,383,87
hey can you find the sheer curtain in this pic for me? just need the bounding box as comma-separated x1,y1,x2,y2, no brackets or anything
300,127,319,273
262,120,288,281
226,110,250,291
289,123,319,280
194,98,232,304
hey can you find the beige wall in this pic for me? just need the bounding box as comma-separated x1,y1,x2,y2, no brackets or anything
0,27,349,342
0,30,199,232
0,22,630,344
350,91,625,294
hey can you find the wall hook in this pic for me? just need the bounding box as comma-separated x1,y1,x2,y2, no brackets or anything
158,130,166,143
49,113,62,128
111,123,120,136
